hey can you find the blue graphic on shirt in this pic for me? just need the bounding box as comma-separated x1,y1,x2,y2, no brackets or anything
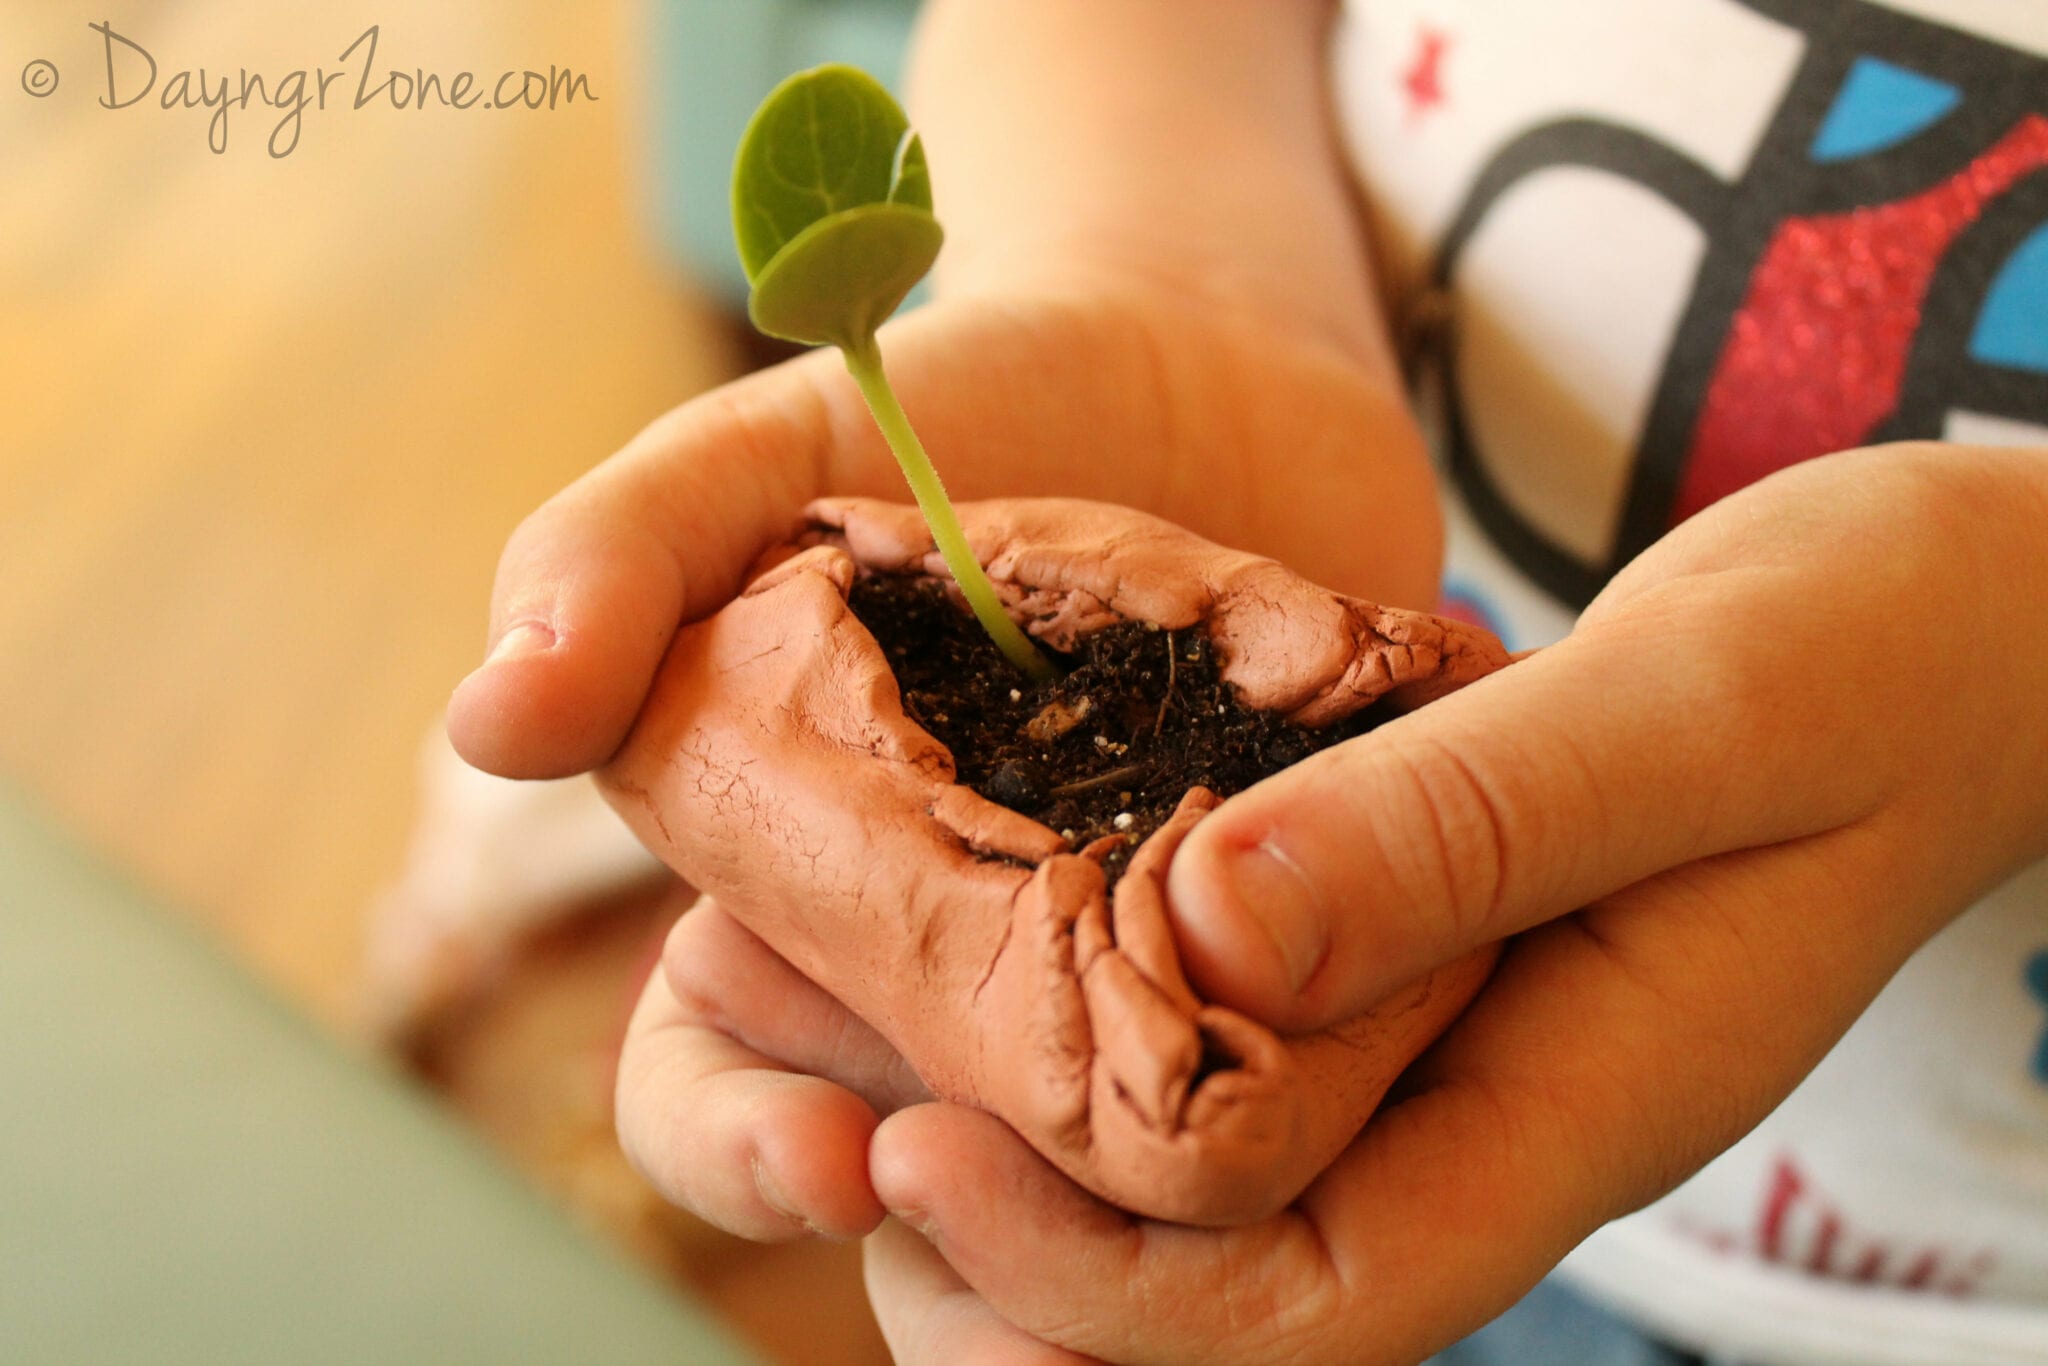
1970,221,2048,374
1810,56,1962,163
2026,950,2048,1084
1438,575,1515,652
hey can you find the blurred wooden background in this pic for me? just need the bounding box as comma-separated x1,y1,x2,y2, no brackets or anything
0,2,885,1361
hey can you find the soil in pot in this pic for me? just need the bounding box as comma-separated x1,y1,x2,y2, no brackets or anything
848,572,1395,891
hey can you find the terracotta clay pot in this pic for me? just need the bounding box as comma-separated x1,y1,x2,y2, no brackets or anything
602,498,1511,1226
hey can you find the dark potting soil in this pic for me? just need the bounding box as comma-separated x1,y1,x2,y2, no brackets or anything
847,573,1395,890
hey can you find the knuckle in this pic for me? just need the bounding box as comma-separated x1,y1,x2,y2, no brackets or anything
499,466,605,573
659,900,745,1027
615,1037,755,1229
610,1029,675,1191
488,504,559,609
1374,732,1515,940
698,357,839,494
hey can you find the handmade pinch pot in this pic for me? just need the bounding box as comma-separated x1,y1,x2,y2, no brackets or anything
601,497,1511,1226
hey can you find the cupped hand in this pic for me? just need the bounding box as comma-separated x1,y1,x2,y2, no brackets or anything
845,441,2048,1364
445,280,1439,780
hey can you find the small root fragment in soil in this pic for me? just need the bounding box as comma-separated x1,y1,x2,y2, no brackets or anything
1154,630,1177,737
1048,762,1151,799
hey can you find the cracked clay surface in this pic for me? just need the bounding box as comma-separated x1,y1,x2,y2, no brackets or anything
600,498,1510,1226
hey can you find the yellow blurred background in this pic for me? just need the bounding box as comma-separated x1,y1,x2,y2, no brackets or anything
1,0,730,1024
1,1,884,1360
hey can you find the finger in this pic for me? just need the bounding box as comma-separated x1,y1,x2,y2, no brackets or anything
1298,819,1930,1329
449,352,850,778
1166,579,1901,1032
870,1105,1347,1366
865,1220,1104,1366
661,898,929,1116
616,904,894,1241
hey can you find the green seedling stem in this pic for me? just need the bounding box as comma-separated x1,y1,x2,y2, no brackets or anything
733,63,1056,683
842,338,1055,681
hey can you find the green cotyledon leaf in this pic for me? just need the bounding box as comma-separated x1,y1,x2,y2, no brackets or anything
729,64,1054,681
746,203,942,349
733,64,935,285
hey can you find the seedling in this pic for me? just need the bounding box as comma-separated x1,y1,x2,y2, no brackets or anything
733,63,1056,683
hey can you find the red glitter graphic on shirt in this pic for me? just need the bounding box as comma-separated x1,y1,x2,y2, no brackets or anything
1671,114,2048,526
1401,25,1451,121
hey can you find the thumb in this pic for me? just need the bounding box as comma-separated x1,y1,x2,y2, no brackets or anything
1164,614,1890,1033
447,351,847,779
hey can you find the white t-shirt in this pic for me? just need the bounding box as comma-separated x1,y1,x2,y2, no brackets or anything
1334,2,2048,1361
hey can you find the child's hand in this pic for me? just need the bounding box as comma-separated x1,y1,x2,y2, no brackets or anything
620,441,2048,1365
852,440,2048,1364
445,281,1438,782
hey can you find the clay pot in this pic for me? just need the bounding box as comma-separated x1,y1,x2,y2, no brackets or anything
601,498,1510,1226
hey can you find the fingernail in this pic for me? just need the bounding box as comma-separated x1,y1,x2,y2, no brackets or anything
485,619,554,666
888,1204,939,1244
752,1157,827,1237
1221,841,1328,994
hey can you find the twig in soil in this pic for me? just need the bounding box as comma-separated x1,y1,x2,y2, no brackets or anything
1048,762,1152,798
1154,631,1178,738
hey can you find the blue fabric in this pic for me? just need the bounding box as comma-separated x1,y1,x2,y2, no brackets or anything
1809,56,1961,163
1427,1278,1698,1366
1969,219,2048,375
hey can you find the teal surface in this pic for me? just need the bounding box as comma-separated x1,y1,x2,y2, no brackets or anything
650,0,920,303
0,786,761,1366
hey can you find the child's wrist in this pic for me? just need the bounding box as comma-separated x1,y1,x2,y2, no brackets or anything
938,227,1400,392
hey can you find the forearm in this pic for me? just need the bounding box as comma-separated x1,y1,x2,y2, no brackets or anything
905,0,1399,384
